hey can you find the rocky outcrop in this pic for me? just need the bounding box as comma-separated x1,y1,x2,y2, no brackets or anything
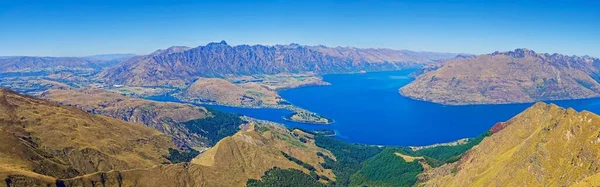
401,49,600,105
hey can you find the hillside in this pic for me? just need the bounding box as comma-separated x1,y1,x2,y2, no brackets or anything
40,89,214,150
51,122,335,187
100,41,458,87
179,78,284,107
422,102,600,186
178,77,332,124
0,88,175,185
0,88,337,187
400,49,600,105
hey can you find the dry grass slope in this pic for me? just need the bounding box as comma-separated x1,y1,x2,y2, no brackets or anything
41,89,211,149
179,77,284,107
57,123,336,187
422,102,600,186
0,88,175,186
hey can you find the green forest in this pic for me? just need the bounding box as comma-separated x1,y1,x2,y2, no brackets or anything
306,130,493,187
247,167,324,187
183,108,246,146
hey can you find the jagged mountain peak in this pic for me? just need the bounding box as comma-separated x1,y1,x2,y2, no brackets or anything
491,48,538,58
206,40,229,46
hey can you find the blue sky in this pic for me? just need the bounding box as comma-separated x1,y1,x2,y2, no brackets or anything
0,0,598,57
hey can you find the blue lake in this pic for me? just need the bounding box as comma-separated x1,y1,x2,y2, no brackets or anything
149,70,600,146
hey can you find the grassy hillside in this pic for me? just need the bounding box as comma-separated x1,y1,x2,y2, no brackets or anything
0,88,175,185
42,89,212,149
423,103,600,186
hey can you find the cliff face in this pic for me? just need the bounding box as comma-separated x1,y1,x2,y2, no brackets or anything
100,41,457,87
41,89,211,149
0,88,175,185
422,102,600,186
400,49,600,105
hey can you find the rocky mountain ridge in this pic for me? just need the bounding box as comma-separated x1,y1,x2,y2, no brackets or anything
100,41,459,86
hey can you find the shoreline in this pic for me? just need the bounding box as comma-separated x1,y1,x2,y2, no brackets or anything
282,114,334,125
149,94,335,125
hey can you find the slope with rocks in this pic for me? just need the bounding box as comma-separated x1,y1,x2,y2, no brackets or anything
422,102,600,186
100,41,458,87
0,88,175,186
40,89,213,150
401,49,600,105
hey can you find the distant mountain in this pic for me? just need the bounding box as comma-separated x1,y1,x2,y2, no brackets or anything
0,54,137,74
149,46,191,56
0,56,125,73
422,103,600,186
100,41,459,86
400,48,600,105
83,53,137,61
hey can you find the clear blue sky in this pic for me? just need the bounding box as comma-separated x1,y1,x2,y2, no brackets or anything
1,0,598,57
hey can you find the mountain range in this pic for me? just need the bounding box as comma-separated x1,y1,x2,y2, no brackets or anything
401,48,600,105
99,41,459,86
0,54,136,73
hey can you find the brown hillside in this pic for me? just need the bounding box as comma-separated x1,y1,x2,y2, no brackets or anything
58,122,335,187
179,78,284,107
0,88,175,185
422,102,600,186
41,89,211,149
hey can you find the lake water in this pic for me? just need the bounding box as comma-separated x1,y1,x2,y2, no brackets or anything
149,70,600,146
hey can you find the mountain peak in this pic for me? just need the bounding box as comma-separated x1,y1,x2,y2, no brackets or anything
492,48,537,58
207,40,228,46
150,46,191,56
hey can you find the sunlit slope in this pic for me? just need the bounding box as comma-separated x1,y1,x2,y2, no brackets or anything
0,88,175,186
60,123,335,187
423,102,600,186
42,89,211,149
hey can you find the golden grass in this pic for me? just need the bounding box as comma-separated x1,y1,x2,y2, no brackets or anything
423,103,600,186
